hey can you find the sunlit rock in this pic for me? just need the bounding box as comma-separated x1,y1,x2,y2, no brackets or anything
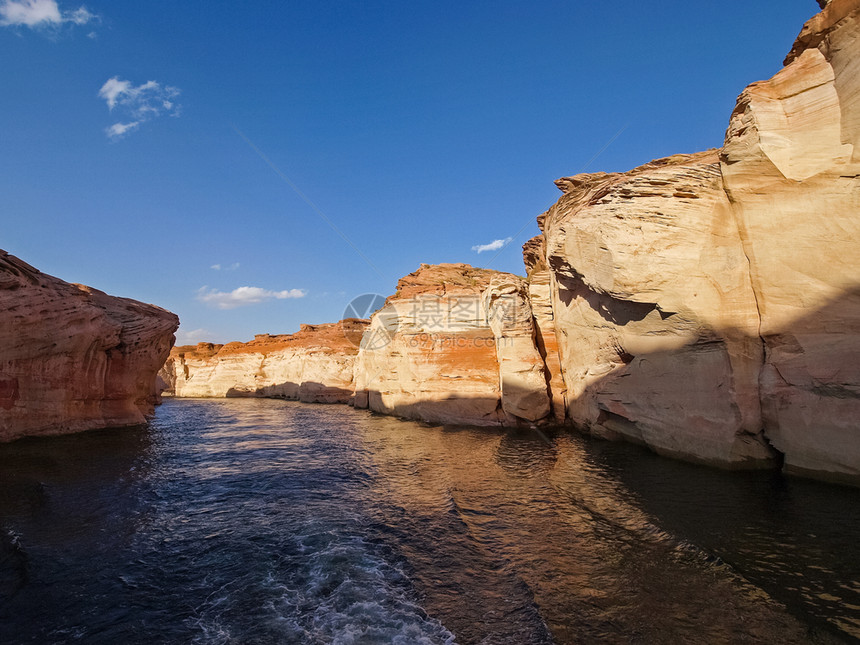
535,152,772,468
721,0,860,482
482,274,551,422
353,263,555,425
161,320,368,403
528,0,860,482
352,264,506,425
0,250,179,441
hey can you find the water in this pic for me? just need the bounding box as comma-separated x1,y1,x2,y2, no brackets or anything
0,399,858,644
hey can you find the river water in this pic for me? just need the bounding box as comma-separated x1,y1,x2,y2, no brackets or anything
0,398,858,644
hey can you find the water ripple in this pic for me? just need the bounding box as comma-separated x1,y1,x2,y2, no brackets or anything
0,399,855,644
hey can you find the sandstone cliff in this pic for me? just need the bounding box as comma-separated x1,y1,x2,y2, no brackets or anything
352,263,552,425
527,0,860,483
161,319,368,403
532,151,773,468
0,250,179,442
721,0,860,481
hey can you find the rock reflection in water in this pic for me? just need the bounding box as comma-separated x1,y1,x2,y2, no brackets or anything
356,420,848,643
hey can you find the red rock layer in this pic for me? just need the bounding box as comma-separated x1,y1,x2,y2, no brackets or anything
353,263,553,426
161,319,369,403
0,250,179,441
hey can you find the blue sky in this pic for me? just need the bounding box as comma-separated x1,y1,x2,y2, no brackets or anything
2,0,818,344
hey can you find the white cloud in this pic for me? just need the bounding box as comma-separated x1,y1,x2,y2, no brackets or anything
99,77,130,110
65,4,91,24
0,0,59,25
196,286,307,310
0,0,97,28
211,262,240,271
176,327,214,345
105,121,140,138
99,76,181,140
472,237,513,254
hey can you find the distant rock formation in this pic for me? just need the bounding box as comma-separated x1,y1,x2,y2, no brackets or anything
352,263,551,425
161,319,369,403
0,250,178,442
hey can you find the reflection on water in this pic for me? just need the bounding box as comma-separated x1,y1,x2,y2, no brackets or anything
0,399,856,643
588,441,860,639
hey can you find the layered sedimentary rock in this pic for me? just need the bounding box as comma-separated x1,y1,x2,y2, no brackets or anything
161,320,368,403
482,274,551,422
721,0,860,480
0,250,179,442
528,0,860,482
352,263,552,425
533,151,773,468
523,238,567,422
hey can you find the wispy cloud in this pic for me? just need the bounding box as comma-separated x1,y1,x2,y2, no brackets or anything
196,286,306,310
99,76,181,140
472,237,513,254
176,327,214,345
211,262,240,271
0,0,97,29
105,121,140,138
65,5,91,23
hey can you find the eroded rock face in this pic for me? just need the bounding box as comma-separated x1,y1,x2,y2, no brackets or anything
352,263,553,425
0,250,179,442
722,0,860,481
529,0,860,482
482,274,551,422
524,239,568,423
161,320,368,403
352,264,505,425
537,152,773,468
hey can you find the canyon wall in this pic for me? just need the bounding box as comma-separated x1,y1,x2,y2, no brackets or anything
161,319,368,403
0,250,179,442
532,151,773,469
528,0,860,482
165,264,556,426
352,263,552,426
720,0,860,480
160,2,859,484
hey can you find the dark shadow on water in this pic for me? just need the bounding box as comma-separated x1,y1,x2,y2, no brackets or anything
0,425,155,618
0,424,154,516
579,435,860,642
495,427,559,477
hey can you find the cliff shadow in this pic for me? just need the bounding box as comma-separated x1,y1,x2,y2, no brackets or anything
556,278,860,484
0,425,155,604
581,434,860,642
225,381,354,405
554,266,675,326
355,384,562,429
